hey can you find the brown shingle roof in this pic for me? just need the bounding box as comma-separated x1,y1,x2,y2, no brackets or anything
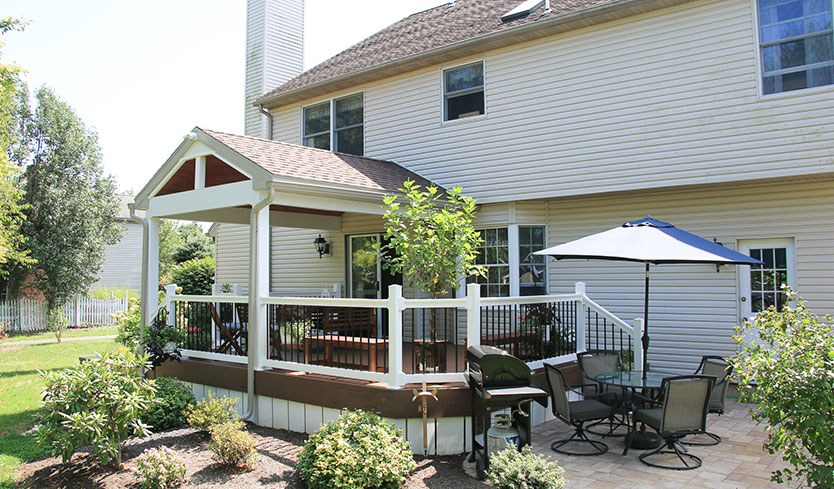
257,0,624,104
202,128,435,193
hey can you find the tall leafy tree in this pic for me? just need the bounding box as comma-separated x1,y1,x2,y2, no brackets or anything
10,86,122,308
172,222,213,264
0,18,33,277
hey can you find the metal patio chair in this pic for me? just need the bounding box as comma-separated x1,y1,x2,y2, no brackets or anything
577,350,630,436
544,363,614,456
683,355,733,446
633,375,714,470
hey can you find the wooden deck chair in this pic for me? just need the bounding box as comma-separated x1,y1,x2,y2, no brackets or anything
205,302,245,356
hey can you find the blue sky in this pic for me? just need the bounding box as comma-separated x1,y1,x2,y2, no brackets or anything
3,0,446,193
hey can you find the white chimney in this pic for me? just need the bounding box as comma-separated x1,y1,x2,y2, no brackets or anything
245,0,304,138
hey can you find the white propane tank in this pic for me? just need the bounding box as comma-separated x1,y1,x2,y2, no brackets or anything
487,414,519,454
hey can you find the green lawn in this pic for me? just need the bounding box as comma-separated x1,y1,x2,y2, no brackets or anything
0,337,119,488
0,325,118,344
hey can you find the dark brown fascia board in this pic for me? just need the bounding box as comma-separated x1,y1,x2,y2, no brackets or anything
255,0,696,109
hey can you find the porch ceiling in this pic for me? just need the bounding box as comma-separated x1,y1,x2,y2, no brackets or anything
135,126,439,228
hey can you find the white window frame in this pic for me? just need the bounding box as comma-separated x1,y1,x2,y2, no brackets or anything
440,59,487,124
516,224,549,297
301,91,365,155
464,224,548,298
752,0,834,99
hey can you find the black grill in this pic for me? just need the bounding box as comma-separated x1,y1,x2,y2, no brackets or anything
465,345,548,478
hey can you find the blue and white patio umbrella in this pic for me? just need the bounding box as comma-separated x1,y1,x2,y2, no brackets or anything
534,216,762,377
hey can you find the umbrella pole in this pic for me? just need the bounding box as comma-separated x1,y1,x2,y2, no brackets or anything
642,262,650,380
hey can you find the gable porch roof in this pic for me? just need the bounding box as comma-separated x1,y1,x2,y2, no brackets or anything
134,127,436,226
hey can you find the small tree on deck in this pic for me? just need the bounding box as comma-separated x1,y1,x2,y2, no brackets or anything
379,180,484,361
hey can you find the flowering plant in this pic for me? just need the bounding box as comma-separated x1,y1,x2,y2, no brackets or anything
132,446,187,489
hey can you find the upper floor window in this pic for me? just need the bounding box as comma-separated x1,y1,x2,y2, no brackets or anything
443,61,485,120
758,0,834,94
303,93,364,155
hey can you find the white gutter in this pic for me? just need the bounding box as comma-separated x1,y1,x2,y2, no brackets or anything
243,188,275,421
258,105,274,140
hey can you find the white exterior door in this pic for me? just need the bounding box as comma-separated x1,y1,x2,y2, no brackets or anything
738,238,796,331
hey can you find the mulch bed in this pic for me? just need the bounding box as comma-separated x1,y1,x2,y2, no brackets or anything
15,423,489,488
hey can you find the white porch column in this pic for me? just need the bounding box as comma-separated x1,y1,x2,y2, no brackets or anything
143,218,160,327
250,193,272,370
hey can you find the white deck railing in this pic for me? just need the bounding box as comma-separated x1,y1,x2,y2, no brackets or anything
154,282,642,388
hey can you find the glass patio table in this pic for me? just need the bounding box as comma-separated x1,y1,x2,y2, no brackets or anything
595,370,675,455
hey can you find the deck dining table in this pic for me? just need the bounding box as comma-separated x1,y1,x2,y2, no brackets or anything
594,370,675,455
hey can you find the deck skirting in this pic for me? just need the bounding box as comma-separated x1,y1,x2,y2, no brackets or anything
152,357,580,454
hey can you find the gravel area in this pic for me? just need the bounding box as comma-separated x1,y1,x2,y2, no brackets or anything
16,423,489,488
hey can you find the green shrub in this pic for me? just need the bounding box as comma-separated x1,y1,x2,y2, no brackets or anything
35,348,156,468
487,443,566,489
47,307,68,343
208,421,258,470
732,288,834,487
298,410,415,489
132,446,187,489
170,257,214,295
141,377,195,432
186,393,240,431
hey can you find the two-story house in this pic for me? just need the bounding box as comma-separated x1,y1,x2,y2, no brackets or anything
133,0,833,452
207,0,832,373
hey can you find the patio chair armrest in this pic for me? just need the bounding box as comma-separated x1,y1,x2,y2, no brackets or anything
633,390,662,407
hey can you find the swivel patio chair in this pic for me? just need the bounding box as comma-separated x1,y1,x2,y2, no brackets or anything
683,355,733,446
577,350,630,436
544,363,614,456
633,375,714,470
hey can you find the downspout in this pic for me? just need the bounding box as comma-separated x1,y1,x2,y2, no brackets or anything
243,188,274,421
258,105,273,140
129,203,149,355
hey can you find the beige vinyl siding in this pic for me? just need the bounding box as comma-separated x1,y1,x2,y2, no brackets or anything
269,0,834,203
545,178,834,374
92,221,143,291
271,226,344,295
269,213,386,296
271,105,301,146
214,224,251,293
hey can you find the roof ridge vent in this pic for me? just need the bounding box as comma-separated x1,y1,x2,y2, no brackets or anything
501,0,548,21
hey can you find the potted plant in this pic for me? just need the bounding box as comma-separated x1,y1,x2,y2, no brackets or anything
379,180,485,372
145,318,186,370
276,317,315,350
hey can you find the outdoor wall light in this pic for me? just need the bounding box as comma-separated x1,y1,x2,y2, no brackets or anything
314,234,330,258
713,237,723,272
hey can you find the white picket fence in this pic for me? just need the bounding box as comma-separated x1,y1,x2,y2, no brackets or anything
0,295,129,332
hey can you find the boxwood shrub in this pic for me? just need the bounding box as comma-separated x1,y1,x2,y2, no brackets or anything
298,410,415,489
141,377,195,432
487,443,566,489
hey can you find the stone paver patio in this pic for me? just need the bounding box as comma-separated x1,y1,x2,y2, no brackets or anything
531,397,804,488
